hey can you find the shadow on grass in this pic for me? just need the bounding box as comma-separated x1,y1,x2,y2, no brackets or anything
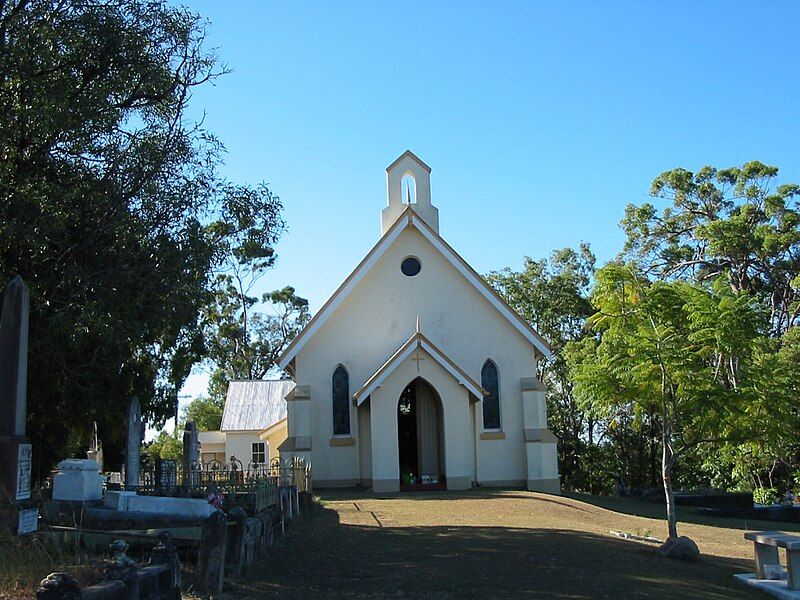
232,503,764,599
566,492,800,534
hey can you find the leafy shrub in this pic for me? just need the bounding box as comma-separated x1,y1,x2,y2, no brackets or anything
753,487,780,505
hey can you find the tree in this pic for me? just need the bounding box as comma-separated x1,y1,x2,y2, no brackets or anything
622,161,800,335
622,161,800,493
184,396,223,431
569,264,766,538
0,0,284,474
203,283,310,402
486,245,600,490
146,429,183,462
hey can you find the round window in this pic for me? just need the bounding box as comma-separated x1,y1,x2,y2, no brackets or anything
401,257,421,277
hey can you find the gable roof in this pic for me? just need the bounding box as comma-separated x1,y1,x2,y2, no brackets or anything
278,205,552,371
353,330,487,404
220,379,294,432
386,149,432,173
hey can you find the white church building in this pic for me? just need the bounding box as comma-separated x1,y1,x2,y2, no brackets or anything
277,151,560,494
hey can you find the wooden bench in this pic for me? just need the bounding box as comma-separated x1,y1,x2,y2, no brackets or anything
744,530,800,590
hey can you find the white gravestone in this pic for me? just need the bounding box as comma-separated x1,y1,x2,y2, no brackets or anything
16,442,31,500
104,490,213,517
17,507,38,534
52,459,104,502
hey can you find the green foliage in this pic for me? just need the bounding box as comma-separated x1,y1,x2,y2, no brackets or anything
146,430,182,461
568,263,768,536
0,0,284,474
203,283,310,402
622,161,800,336
487,245,601,491
753,487,780,506
184,396,223,431
617,161,800,497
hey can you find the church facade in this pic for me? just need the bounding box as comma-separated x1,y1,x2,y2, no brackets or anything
278,151,560,494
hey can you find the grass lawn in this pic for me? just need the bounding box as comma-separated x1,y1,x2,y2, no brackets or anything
218,489,785,599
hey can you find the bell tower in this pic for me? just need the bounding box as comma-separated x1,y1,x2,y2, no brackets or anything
381,150,439,235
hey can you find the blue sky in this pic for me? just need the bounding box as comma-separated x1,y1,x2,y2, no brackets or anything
175,0,800,405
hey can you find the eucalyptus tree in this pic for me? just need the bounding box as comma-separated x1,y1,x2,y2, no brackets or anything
203,284,310,403
622,161,800,336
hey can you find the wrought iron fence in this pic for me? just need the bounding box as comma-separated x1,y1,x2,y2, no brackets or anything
127,456,311,500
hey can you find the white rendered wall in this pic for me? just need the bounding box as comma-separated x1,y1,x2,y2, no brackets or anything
369,354,473,492
224,431,266,468
198,431,226,459
294,226,540,487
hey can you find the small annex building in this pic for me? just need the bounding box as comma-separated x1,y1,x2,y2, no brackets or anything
198,379,293,468
277,151,560,494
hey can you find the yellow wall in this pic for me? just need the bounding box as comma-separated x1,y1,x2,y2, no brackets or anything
261,418,288,462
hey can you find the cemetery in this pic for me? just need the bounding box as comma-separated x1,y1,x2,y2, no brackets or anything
0,276,313,598
3,262,799,599
1,2,798,599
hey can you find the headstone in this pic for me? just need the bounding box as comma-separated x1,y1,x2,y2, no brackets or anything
183,420,199,487
227,506,248,577
101,539,138,595
17,507,39,534
0,276,32,503
197,510,227,594
155,458,177,493
148,532,182,595
86,421,103,472
123,397,142,488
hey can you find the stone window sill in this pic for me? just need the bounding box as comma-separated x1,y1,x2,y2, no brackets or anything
480,431,506,440
329,436,356,447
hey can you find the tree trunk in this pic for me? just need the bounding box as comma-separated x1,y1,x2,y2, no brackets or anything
650,411,658,488
662,422,678,539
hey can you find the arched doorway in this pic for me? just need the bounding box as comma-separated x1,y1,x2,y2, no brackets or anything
397,378,446,490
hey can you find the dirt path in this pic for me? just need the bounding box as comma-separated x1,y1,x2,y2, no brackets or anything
220,490,767,599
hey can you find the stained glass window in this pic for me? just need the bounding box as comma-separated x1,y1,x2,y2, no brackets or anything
481,360,501,429
332,365,350,435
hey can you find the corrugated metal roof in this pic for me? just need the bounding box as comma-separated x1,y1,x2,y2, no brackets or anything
220,379,294,432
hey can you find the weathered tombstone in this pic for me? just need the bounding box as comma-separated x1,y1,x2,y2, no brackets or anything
17,506,39,534
0,276,32,503
227,506,248,577
182,419,199,488
123,397,142,489
155,459,177,494
86,421,103,472
197,510,227,594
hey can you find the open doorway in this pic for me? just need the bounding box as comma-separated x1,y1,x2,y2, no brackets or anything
397,377,446,491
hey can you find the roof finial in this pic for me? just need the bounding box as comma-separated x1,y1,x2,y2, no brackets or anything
416,316,421,332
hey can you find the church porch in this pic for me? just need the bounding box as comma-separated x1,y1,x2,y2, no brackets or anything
358,344,478,494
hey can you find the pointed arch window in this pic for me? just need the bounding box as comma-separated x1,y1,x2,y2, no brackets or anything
481,360,501,430
332,365,350,435
401,172,417,204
